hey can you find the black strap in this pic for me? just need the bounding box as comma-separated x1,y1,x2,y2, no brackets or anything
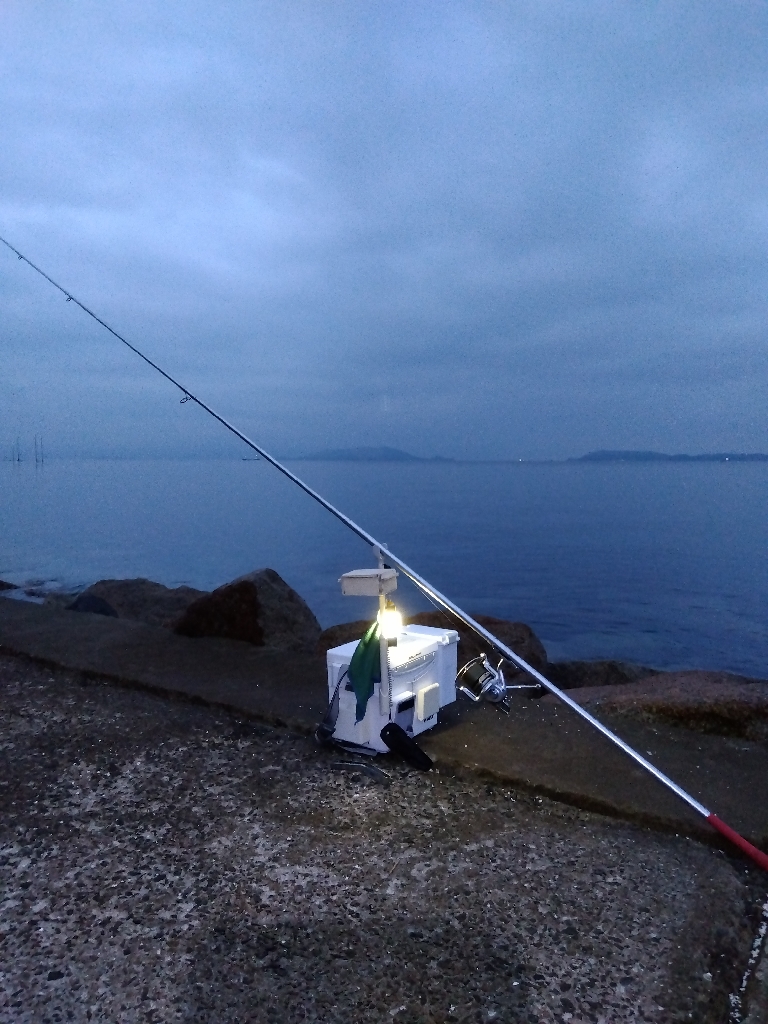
380,723,433,771
314,669,347,745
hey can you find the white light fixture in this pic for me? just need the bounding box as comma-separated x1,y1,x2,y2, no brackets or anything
377,602,403,640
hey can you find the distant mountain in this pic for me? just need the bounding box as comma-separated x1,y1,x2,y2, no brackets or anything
295,446,453,462
576,450,768,463
285,446,767,463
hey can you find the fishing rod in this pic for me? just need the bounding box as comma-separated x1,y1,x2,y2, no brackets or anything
3,232,767,874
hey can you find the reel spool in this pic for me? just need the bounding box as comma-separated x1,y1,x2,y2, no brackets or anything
455,655,507,704
455,655,546,709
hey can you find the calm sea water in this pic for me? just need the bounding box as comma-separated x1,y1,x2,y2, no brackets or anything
1,458,766,676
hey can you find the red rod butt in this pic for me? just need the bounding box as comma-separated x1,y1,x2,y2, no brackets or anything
707,814,768,873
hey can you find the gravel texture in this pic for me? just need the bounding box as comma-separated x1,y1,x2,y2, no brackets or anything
0,652,764,1023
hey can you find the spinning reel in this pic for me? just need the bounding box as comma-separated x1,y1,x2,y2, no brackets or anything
455,655,545,713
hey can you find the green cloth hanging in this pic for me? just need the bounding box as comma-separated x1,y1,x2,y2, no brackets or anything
348,620,381,722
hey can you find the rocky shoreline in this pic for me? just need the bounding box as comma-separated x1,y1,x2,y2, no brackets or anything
3,570,766,744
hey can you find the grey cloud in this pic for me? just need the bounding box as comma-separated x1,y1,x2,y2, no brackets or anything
1,0,767,460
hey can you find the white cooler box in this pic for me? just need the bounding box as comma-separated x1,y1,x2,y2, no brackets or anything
326,624,459,753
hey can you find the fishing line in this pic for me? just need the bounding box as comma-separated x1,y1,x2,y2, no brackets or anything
3,232,768,874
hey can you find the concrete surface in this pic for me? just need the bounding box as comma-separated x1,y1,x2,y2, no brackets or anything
1,652,766,1024
1,598,767,853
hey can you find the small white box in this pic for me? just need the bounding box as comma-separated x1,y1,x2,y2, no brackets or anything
326,624,458,753
339,568,398,596
416,683,440,721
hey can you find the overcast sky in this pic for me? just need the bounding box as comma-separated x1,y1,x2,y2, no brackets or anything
2,1,767,460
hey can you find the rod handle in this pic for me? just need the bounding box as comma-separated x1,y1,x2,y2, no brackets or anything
707,814,768,873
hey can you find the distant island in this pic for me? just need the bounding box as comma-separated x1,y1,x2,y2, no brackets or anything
293,446,455,462
282,446,768,464
574,450,768,463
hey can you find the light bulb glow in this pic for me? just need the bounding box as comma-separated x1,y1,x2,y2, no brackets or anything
378,607,403,639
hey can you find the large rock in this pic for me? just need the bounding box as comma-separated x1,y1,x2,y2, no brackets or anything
66,578,207,628
545,660,658,690
316,619,372,654
66,593,119,617
173,579,264,645
316,611,547,676
173,568,321,652
43,590,79,611
549,670,768,741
